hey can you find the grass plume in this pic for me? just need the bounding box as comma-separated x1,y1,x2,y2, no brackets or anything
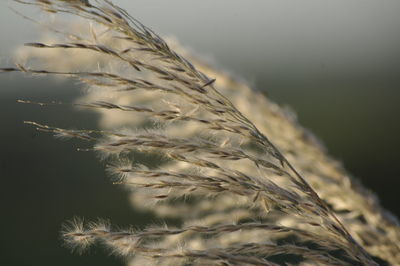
2,0,399,265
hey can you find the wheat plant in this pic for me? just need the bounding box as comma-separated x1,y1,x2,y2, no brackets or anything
2,0,399,265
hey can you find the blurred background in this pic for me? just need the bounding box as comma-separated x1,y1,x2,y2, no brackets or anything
1,0,399,265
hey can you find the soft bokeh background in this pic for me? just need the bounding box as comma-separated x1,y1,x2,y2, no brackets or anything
1,1,399,265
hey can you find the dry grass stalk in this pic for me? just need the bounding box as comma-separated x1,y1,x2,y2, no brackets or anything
2,0,399,265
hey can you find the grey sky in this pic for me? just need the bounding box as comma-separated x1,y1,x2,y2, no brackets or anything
1,0,399,81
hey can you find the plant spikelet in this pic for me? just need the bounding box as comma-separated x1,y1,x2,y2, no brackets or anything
2,0,400,265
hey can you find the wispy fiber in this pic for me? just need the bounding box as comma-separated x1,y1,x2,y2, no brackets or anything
2,0,399,265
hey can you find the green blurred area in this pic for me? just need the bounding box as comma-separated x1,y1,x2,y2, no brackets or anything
0,77,153,266
1,72,399,266
265,81,400,209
